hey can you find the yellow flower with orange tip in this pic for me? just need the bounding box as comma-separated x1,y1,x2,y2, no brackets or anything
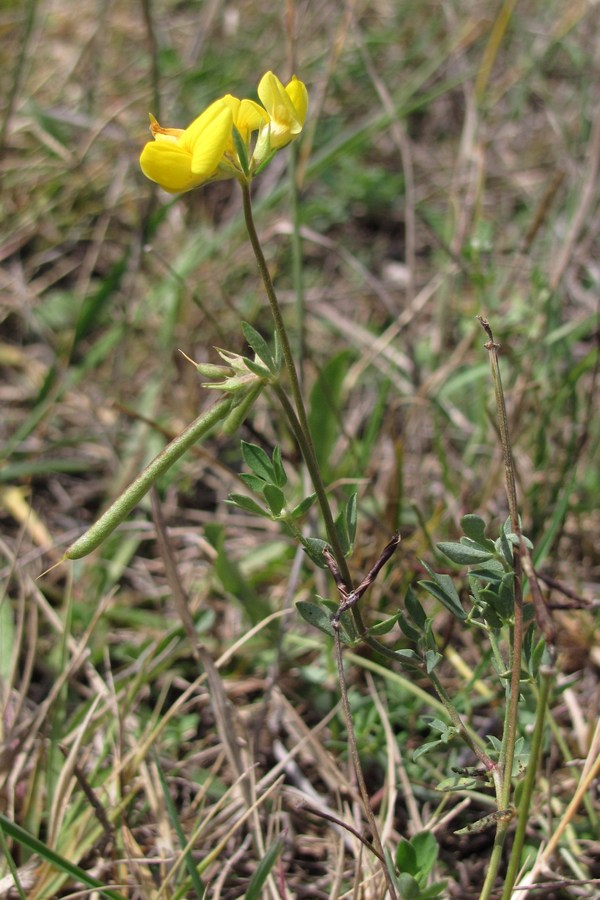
139,72,308,194
140,94,266,193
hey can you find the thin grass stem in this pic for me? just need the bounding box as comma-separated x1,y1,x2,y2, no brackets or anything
501,662,553,899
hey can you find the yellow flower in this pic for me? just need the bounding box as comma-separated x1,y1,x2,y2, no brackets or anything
140,98,233,193
140,73,308,193
256,72,308,153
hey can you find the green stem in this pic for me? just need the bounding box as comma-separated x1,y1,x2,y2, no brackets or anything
289,142,306,377
241,183,352,586
479,822,511,900
428,670,498,781
478,317,526,897
333,629,398,900
243,182,397,887
500,607,523,805
501,664,552,898
270,380,366,636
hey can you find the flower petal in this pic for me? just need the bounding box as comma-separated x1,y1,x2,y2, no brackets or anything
257,71,306,149
140,140,206,193
189,104,233,176
285,77,308,127
237,99,269,140
182,98,231,152
148,113,184,142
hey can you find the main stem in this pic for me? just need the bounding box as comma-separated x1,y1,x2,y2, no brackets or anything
500,665,552,899
477,318,525,899
241,183,355,590
242,181,400,888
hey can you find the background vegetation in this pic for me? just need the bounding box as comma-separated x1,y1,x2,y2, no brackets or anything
1,0,599,897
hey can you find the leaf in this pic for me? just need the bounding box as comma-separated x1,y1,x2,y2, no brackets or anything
289,493,317,520
153,749,206,898
227,493,271,518
405,586,427,628
241,322,276,373
334,493,358,557
454,809,514,835
0,812,127,900
478,572,514,623
239,472,268,492
296,600,335,637
424,650,441,674
241,441,275,482
419,563,466,621
271,445,287,488
426,717,451,736
435,775,479,792
398,611,422,642
243,356,271,378
244,836,284,900
345,492,358,549
470,561,505,582
498,572,515,618
396,874,422,899
302,537,330,569
396,839,418,875
393,647,423,672
460,514,495,549
263,484,285,517
476,593,503,628
368,613,400,636
411,831,438,880
437,541,494,565
416,884,447,899
496,529,513,565
413,740,443,761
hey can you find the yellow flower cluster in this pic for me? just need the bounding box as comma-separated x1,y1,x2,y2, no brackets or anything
140,71,308,193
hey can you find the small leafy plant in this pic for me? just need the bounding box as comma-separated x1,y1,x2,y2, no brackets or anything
7,35,595,899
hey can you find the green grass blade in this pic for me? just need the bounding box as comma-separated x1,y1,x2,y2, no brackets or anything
244,836,284,900
152,750,206,899
0,812,127,900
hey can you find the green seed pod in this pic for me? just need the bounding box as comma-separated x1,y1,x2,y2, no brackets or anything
65,396,233,559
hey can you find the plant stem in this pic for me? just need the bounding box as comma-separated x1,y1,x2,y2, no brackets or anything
243,181,396,888
428,670,498,780
501,663,553,899
241,183,352,587
289,141,306,377
478,317,526,897
479,821,512,900
270,384,366,636
333,628,398,900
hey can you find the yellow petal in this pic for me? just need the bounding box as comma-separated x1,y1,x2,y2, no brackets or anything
285,76,308,126
140,141,205,193
182,98,230,152
220,94,242,118
257,71,305,149
237,99,269,140
189,104,233,176
257,71,291,120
